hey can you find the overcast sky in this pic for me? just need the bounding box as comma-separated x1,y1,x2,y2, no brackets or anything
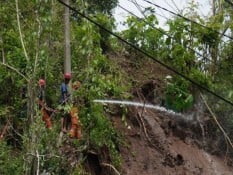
114,0,212,31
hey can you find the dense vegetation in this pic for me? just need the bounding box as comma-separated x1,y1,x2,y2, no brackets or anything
0,0,232,174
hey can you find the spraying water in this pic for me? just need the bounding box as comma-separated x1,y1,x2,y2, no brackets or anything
93,99,183,117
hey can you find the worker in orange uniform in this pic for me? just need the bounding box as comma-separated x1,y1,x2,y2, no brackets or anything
38,79,52,129
60,73,81,138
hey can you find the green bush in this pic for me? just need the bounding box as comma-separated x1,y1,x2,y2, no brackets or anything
165,77,193,112
0,141,23,175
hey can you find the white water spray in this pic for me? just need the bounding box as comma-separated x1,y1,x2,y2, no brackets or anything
93,99,183,117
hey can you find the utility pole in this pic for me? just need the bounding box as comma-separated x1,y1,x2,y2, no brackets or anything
64,0,71,74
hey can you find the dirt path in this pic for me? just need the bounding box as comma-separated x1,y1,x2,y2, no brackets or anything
112,108,233,175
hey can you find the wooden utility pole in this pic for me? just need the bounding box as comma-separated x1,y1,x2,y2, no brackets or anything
64,0,71,74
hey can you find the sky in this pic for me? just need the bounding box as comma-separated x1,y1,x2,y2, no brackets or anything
114,0,212,31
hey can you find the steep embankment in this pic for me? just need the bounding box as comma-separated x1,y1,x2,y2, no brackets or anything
112,109,233,175
109,52,233,175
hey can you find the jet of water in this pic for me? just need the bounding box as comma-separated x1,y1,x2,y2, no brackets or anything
93,99,183,117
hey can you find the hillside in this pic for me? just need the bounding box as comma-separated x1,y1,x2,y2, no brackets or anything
106,52,233,175
1,1,233,174
113,109,233,175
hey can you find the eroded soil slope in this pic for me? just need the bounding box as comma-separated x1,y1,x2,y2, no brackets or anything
110,52,233,175
112,108,233,175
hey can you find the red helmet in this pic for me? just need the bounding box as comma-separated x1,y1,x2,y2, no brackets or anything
39,79,45,86
64,73,71,79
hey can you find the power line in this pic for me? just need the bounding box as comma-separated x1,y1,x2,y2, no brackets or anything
57,0,233,106
128,0,169,20
118,3,224,70
163,0,180,13
142,0,233,41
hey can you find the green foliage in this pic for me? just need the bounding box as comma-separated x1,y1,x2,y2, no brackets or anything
189,68,211,87
70,7,125,169
95,13,116,53
0,106,13,118
22,110,66,174
0,141,23,175
73,54,125,167
71,165,88,175
122,5,211,113
84,0,118,15
165,77,193,112
1,0,233,173
122,12,165,56
0,0,125,174
79,103,121,167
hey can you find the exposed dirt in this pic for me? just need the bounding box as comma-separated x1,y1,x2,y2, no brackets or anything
108,52,233,175
112,108,233,175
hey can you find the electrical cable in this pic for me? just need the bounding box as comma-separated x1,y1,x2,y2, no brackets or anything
132,0,147,18
130,0,168,18
163,0,179,13
128,0,169,20
57,0,233,106
169,0,181,13
118,3,224,70
142,0,233,41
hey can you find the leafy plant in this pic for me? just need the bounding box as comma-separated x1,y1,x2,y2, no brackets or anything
165,77,193,112
0,141,23,175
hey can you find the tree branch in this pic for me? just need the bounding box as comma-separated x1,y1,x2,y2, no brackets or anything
33,9,42,75
0,62,29,81
201,93,233,151
15,0,29,61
